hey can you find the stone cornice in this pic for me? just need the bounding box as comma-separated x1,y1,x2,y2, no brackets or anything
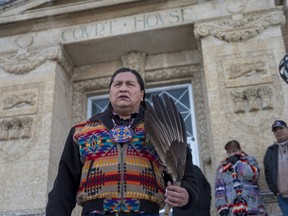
0,45,73,76
0,0,142,25
194,8,285,42
0,0,51,16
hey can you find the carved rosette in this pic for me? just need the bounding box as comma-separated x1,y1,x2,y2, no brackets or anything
194,10,285,42
0,45,73,76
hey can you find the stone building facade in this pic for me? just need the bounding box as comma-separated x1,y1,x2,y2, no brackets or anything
0,0,287,215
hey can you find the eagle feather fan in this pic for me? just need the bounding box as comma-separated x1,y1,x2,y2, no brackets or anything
145,94,188,216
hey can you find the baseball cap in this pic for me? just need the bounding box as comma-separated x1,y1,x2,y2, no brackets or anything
272,120,287,131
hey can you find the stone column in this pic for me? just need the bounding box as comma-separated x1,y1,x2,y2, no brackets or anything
0,35,73,215
194,0,287,215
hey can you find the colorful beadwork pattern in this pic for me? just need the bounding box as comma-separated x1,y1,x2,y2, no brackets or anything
109,125,134,143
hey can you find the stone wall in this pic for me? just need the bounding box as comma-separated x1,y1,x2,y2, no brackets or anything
0,0,287,215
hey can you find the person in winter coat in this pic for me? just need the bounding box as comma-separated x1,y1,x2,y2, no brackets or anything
215,140,267,216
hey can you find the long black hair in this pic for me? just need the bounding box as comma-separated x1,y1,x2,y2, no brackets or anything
224,140,241,151
109,67,146,108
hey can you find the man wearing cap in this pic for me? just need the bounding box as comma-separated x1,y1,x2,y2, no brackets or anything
264,120,288,216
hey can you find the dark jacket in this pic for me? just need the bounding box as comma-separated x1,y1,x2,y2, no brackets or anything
46,107,198,216
263,143,279,196
173,165,211,216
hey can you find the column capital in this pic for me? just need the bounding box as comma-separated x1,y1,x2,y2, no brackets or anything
0,45,73,76
194,8,285,42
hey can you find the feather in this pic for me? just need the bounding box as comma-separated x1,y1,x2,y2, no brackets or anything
163,95,183,142
145,101,171,164
151,95,174,141
144,94,188,216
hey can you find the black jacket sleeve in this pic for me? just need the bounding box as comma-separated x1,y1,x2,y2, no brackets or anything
263,146,279,196
46,127,82,216
178,146,199,210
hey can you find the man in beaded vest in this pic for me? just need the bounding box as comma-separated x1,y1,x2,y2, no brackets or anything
46,68,198,216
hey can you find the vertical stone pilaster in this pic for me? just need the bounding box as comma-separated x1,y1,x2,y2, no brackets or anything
194,1,286,215
0,43,74,215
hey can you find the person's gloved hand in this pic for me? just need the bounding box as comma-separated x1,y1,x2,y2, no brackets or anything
228,154,240,165
219,209,229,216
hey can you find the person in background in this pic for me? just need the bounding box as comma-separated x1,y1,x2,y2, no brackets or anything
215,140,267,216
45,67,198,216
264,120,288,216
173,164,211,216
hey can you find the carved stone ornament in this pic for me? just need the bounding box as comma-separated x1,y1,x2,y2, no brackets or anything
3,92,36,110
145,65,199,83
191,68,211,164
0,115,35,160
230,86,274,114
194,10,285,42
0,45,73,76
225,0,247,14
217,50,284,133
1,89,38,117
223,53,272,88
121,51,147,75
0,83,43,161
15,35,34,49
229,59,267,79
